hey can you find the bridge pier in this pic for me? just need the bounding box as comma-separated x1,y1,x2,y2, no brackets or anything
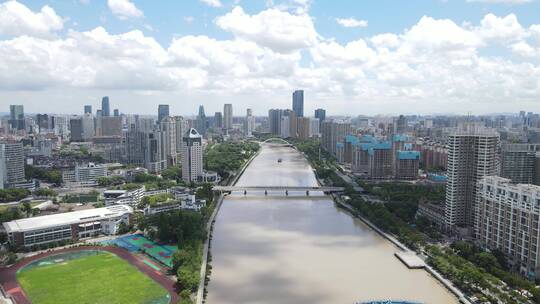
285,190,288,196
264,190,267,196
306,190,309,196
244,190,247,195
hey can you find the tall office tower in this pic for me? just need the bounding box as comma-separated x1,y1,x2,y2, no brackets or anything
297,117,311,140
158,104,170,123
96,109,102,117
70,118,84,142
36,114,50,132
101,96,110,117
321,120,352,156
395,115,407,134
123,124,146,166
81,113,95,141
160,117,177,166
182,128,203,182
114,109,119,117
268,109,283,135
475,176,540,278
245,108,255,137
500,143,540,184
174,116,186,157
445,124,499,230
315,108,326,129
197,105,207,135
214,112,223,129
292,90,304,117
0,142,25,186
309,118,320,137
100,117,122,137
9,105,25,130
84,105,92,114
224,104,233,129
145,130,166,173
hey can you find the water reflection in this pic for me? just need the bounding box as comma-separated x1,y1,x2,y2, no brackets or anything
206,145,457,304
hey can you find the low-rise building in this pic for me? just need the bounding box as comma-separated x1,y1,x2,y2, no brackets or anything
62,163,108,186
104,187,145,206
3,205,133,248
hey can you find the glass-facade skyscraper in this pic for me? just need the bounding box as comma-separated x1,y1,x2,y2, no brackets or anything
158,104,170,122
101,96,110,117
292,90,304,117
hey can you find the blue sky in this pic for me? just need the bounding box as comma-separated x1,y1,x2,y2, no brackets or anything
0,0,539,116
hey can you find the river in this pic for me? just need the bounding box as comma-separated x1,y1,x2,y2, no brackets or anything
206,145,457,304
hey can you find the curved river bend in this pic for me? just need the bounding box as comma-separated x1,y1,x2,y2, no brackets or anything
206,145,457,304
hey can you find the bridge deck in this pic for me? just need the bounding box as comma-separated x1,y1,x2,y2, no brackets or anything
213,186,345,192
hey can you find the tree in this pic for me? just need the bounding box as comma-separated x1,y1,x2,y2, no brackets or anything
21,201,32,217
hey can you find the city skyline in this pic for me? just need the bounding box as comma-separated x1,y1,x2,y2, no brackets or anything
0,0,539,115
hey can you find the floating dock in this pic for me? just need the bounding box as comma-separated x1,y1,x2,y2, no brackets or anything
394,251,426,269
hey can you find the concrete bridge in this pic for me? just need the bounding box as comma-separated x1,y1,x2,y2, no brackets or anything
212,186,345,196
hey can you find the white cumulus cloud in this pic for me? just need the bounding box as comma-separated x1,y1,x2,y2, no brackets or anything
107,0,143,20
0,0,64,38
200,0,222,7
336,17,368,28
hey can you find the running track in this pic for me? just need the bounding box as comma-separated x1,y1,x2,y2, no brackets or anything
0,246,179,304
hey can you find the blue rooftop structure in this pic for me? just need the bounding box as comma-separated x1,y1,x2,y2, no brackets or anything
403,143,413,150
359,134,378,143
397,150,420,160
392,134,409,142
345,135,360,145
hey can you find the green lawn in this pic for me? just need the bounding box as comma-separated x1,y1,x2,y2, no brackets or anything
17,251,169,304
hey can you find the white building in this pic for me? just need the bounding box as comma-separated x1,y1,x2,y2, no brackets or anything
160,116,177,166
82,113,95,141
224,104,233,130
181,128,203,182
63,163,108,186
445,124,499,231
3,205,133,248
476,176,540,278
280,115,290,138
104,186,145,206
244,108,255,137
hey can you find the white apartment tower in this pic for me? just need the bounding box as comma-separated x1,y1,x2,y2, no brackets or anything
244,108,255,137
182,128,203,182
444,123,499,230
476,176,540,278
160,116,177,166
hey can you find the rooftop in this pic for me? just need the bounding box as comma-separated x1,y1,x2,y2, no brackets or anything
3,205,133,233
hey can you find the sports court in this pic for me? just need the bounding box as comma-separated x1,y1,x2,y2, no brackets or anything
103,234,178,268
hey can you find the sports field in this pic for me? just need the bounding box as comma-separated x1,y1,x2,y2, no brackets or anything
16,250,170,304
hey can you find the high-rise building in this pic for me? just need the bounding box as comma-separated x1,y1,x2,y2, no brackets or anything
114,109,119,117
145,130,166,173
158,104,170,123
160,117,177,166
123,123,146,166
101,96,110,117
500,143,540,184
182,128,203,182
445,124,499,230
268,109,283,135
100,117,122,137
395,151,420,180
0,142,25,187
280,115,290,138
36,114,51,132
214,112,223,129
245,108,255,137
70,118,84,142
395,115,407,134
174,116,186,158
84,105,92,114
321,120,352,156
197,105,207,135
82,113,95,141
9,105,25,130
315,108,326,129
297,117,311,140
52,115,69,140
309,118,320,137
292,90,304,117
475,176,540,278
283,110,297,139
224,104,233,129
